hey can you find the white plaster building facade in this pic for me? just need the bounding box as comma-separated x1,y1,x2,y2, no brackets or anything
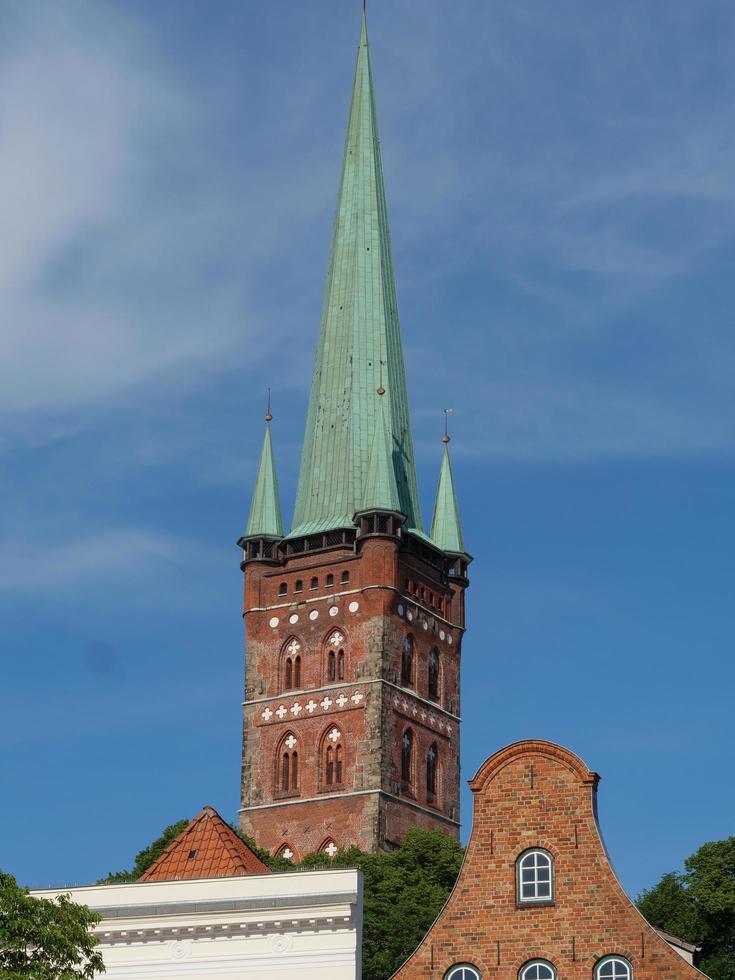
32,867,362,979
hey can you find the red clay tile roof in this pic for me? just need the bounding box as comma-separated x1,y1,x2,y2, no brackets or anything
139,806,271,882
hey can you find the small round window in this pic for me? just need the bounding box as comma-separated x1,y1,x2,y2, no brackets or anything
596,957,632,980
445,966,481,980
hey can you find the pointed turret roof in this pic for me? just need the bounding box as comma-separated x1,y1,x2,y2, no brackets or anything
357,393,403,515
290,12,422,538
244,422,283,539
139,806,270,882
430,443,466,555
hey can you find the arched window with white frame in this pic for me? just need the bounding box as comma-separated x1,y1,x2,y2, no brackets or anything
519,962,556,980
444,966,481,980
595,957,632,980
517,848,554,903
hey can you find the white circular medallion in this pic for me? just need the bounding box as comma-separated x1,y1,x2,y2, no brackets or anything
348,601,359,613
448,635,453,644
422,620,428,631
397,604,404,616
269,617,279,629
439,629,445,640
329,605,339,617
269,934,293,953
407,610,413,621
309,609,319,621
169,940,190,960
289,613,299,624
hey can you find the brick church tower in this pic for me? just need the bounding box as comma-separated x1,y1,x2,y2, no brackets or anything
237,12,471,861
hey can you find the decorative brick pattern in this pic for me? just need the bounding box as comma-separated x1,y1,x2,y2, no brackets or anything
393,741,706,980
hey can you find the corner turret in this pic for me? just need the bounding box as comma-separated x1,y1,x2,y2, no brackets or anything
238,416,283,565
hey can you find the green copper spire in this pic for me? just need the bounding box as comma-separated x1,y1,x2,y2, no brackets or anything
430,443,466,555
244,422,284,539
290,12,422,538
357,393,403,515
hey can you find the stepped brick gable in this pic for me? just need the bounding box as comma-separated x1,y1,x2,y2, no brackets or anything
237,11,470,860
393,740,707,980
140,805,270,881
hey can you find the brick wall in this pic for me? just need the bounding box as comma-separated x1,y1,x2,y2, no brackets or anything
393,740,707,980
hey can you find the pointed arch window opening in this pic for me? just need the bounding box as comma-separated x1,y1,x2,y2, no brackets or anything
426,742,438,803
401,728,414,793
283,655,301,691
428,648,440,702
278,735,299,796
401,635,414,687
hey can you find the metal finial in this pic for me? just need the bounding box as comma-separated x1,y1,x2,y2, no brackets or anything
265,387,273,423
377,358,385,396
442,407,454,443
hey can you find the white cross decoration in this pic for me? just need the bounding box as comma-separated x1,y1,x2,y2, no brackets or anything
329,631,344,647
419,710,427,721
401,699,409,711
286,639,301,655
428,714,436,726
282,848,293,861
351,691,364,704
335,694,348,707
411,704,418,715
438,718,445,729
328,727,341,743
393,696,400,707
320,697,333,710
261,708,273,721
325,842,338,857
306,699,317,713
290,702,303,716
447,724,452,735
276,705,287,719
285,734,298,749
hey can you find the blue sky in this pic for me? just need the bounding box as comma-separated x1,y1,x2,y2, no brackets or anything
2,0,733,895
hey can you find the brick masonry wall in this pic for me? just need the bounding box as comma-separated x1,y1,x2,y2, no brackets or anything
393,740,707,980
239,530,466,857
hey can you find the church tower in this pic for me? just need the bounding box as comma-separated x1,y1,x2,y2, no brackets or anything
238,12,471,860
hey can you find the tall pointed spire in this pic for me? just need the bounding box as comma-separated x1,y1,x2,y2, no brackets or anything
430,441,466,555
244,420,283,539
290,11,422,538
357,393,403,515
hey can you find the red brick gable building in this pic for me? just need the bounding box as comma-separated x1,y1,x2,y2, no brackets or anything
393,741,707,980
237,10,469,861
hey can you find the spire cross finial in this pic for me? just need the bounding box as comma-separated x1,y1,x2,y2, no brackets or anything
442,407,454,443
265,387,273,423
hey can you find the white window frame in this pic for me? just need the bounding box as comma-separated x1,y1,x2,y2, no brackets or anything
517,848,554,904
595,956,632,980
444,966,481,980
519,961,556,980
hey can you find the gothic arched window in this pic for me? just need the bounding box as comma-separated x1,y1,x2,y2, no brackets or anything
401,636,414,687
428,648,440,702
282,639,301,692
278,734,299,794
285,657,293,690
337,649,345,680
426,742,438,800
326,630,345,684
324,727,344,788
401,729,414,791
293,655,301,688
328,650,336,682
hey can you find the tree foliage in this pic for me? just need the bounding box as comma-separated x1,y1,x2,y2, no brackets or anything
0,870,104,979
636,836,735,979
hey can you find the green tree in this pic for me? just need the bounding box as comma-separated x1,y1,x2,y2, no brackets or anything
637,836,735,979
0,870,104,979
99,819,189,883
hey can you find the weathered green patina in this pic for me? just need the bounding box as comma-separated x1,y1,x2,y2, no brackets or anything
244,423,284,539
357,394,403,516
290,12,422,538
430,444,466,555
